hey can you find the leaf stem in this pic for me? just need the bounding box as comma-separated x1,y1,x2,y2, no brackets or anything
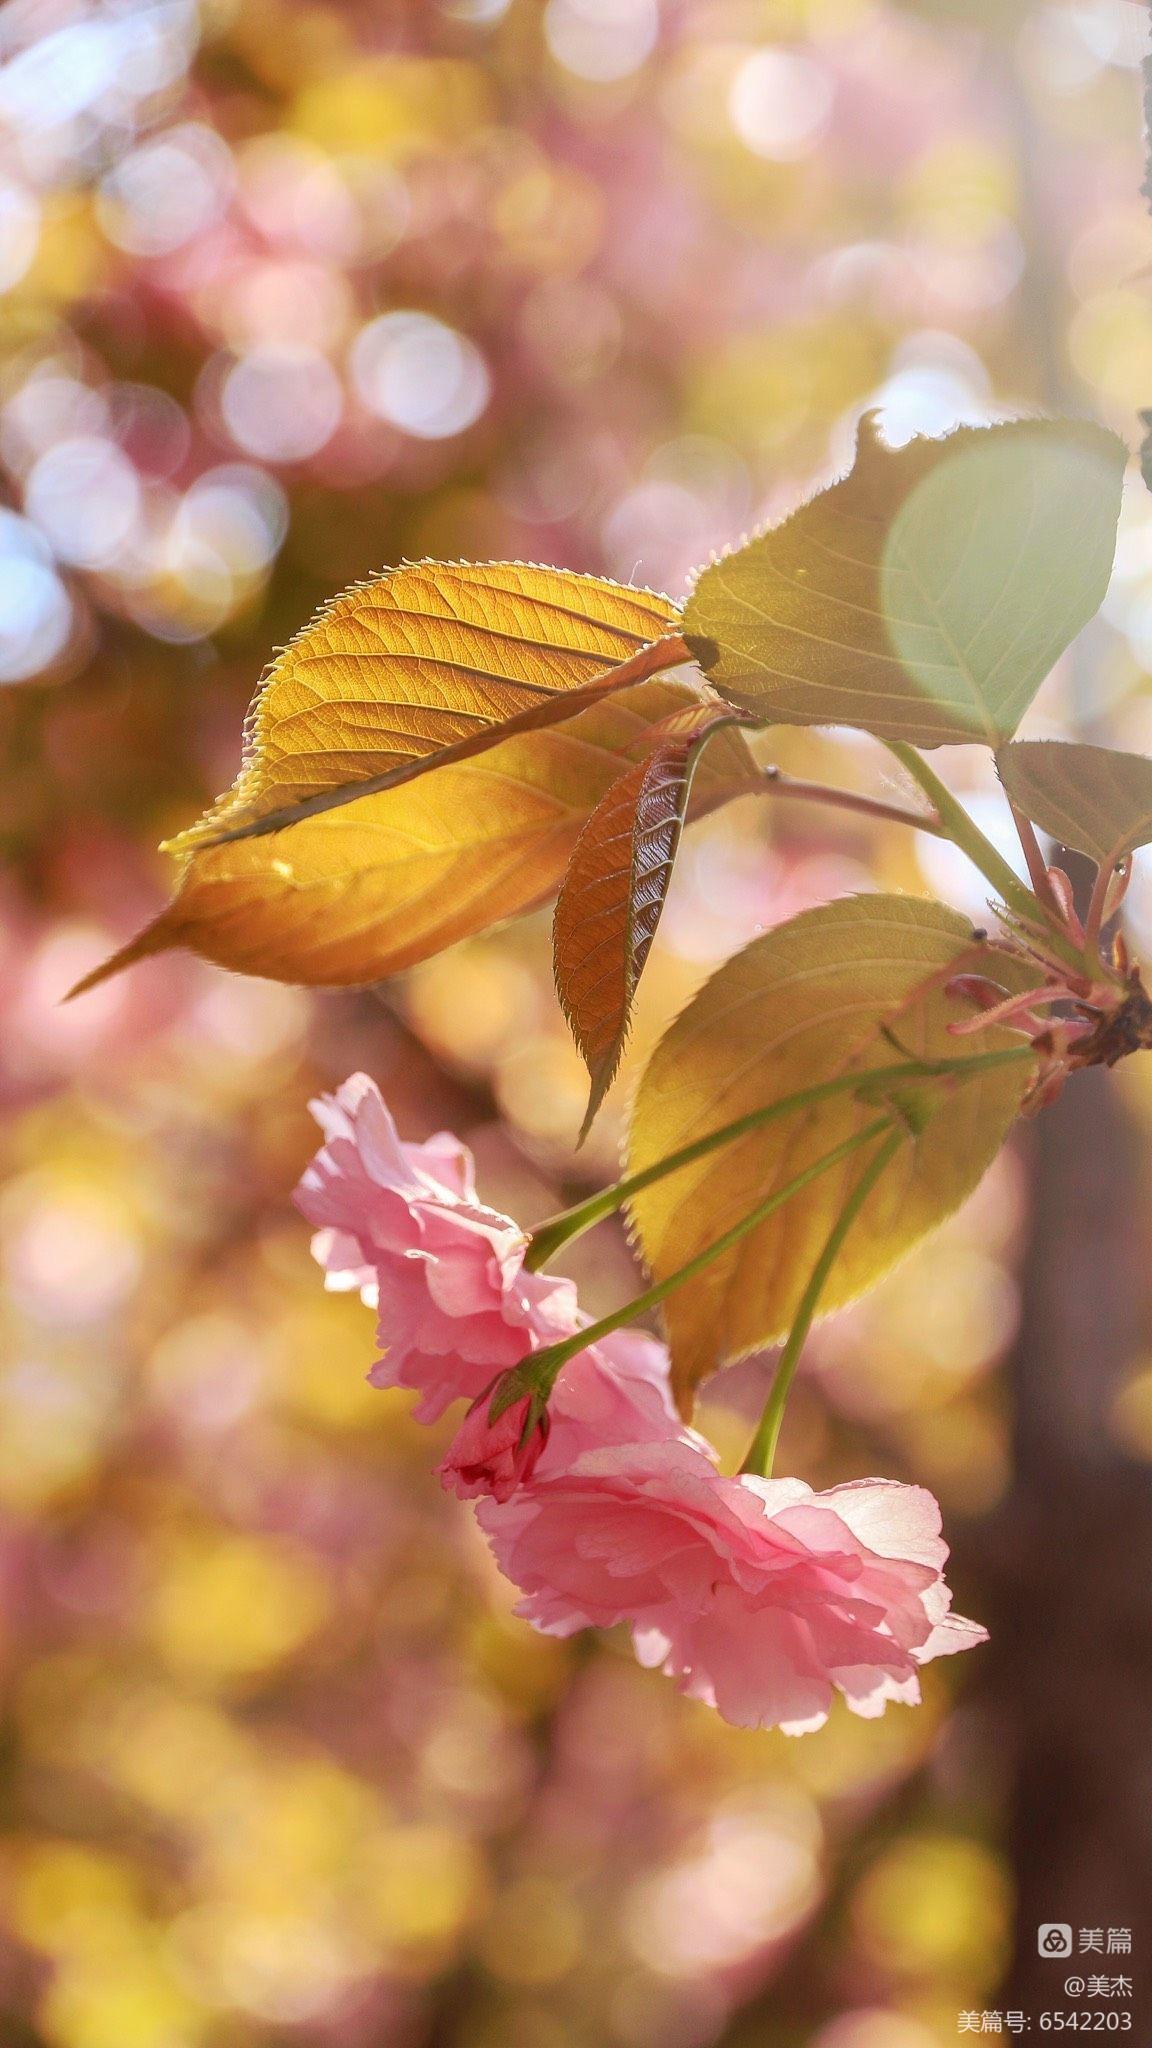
524,1043,1035,1270
739,1127,905,1479
884,741,1037,919
520,1118,896,1395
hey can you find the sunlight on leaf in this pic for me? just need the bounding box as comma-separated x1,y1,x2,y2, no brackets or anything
627,894,1036,1406
71,684,757,991
997,739,1152,872
174,560,682,848
683,415,1125,749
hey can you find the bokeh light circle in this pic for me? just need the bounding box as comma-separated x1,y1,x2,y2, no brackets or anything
0,178,40,289
349,313,490,440
219,347,343,463
25,436,142,569
0,513,73,682
97,123,232,257
728,47,834,161
544,0,659,83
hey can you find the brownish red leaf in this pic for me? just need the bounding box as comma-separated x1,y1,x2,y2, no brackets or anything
554,711,749,1138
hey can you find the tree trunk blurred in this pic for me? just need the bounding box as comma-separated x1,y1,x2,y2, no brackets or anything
990,967,1152,2020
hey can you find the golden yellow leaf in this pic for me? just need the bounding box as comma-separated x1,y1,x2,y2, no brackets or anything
627,894,1036,1406
178,559,681,849
72,682,756,990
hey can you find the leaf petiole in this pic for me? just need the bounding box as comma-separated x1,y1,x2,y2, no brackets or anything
524,1043,1034,1270
753,767,945,838
1007,799,1064,920
739,1126,905,1479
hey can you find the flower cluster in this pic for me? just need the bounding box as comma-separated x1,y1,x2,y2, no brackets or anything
296,1075,986,1733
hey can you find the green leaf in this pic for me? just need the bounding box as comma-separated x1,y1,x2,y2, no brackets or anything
683,415,1126,749
627,894,1036,1405
69,682,757,994
997,739,1152,871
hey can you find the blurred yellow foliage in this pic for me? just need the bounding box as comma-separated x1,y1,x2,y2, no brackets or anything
852,1834,1012,1989
293,58,493,159
143,1530,331,1682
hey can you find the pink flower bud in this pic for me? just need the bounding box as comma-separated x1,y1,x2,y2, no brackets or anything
439,1382,550,1503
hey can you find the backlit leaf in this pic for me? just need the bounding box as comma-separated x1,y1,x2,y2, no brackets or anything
627,894,1036,1406
683,415,1125,749
70,683,757,992
177,559,682,848
997,739,1152,871
554,709,755,1140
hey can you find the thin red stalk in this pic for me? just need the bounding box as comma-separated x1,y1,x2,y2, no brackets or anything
948,984,1059,1036
1083,857,1118,959
1009,802,1063,919
756,769,944,837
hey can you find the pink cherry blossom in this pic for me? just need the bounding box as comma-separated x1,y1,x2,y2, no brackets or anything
295,1073,580,1419
297,1074,985,1737
479,1447,985,1732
